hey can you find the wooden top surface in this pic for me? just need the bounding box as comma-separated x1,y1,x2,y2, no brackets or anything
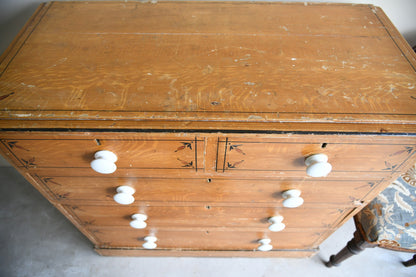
0,1,415,133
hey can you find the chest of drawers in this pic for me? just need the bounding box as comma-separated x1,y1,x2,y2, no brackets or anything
1,1,415,257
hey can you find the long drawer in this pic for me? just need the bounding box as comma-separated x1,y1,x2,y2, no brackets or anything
38,176,378,207
67,204,350,230
90,228,324,250
217,137,415,175
0,137,205,171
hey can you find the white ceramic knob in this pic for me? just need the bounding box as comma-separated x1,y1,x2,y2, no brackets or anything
268,215,286,232
130,213,148,229
305,154,332,177
258,238,273,251
113,186,135,205
90,150,118,174
143,236,157,249
282,189,304,208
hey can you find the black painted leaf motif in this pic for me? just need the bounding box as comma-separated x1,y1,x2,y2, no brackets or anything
7,141,29,151
229,144,246,155
57,192,70,199
227,160,245,169
383,161,398,171
389,147,414,157
43,178,62,186
21,157,36,168
177,158,194,168
174,142,193,152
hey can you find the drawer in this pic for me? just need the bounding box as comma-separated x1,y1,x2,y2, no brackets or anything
67,204,350,230
90,228,323,250
218,138,416,175
38,176,378,206
1,137,205,171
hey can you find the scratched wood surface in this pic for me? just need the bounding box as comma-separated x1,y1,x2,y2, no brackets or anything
0,2,416,257
0,1,415,132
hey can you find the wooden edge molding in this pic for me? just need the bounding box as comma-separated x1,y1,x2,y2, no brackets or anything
94,247,318,257
0,2,52,75
1,120,416,134
371,5,416,71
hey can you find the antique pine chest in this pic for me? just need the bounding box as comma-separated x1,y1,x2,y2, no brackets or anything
0,1,415,257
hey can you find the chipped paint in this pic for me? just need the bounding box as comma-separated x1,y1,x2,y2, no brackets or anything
21,83,36,88
48,57,67,68
248,115,264,120
12,113,32,117
202,65,214,74
388,84,398,99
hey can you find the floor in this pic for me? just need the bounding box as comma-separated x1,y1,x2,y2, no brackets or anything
0,163,415,277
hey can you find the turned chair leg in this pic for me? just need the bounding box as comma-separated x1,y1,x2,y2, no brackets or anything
402,254,416,267
325,229,375,267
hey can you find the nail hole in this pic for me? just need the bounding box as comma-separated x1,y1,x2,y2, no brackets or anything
95,139,101,146
207,178,212,183
321,143,327,148
205,231,210,234
211,101,220,106
205,205,211,210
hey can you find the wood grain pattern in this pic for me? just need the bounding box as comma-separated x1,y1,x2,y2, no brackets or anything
89,227,323,250
38,176,378,208
0,2,415,257
66,204,349,230
219,138,416,174
0,2,415,132
1,137,204,171
94,248,318,257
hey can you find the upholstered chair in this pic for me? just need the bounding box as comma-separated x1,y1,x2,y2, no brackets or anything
325,163,416,267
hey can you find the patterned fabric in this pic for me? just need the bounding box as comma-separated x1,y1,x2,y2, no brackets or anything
357,164,416,250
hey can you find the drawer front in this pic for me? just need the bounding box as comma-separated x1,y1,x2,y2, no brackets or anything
38,176,378,206
67,205,349,230
218,138,416,175
0,137,205,171
90,228,323,250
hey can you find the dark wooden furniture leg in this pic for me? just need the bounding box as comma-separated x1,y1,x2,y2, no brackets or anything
402,254,416,267
325,229,375,267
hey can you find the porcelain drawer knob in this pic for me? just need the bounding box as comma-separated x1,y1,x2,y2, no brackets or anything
258,238,273,252
268,215,286,232
282,189,304,208
143,236,158,249
130,213,148,229
90,150,118,174
305,153,332,177
113,186,135,205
